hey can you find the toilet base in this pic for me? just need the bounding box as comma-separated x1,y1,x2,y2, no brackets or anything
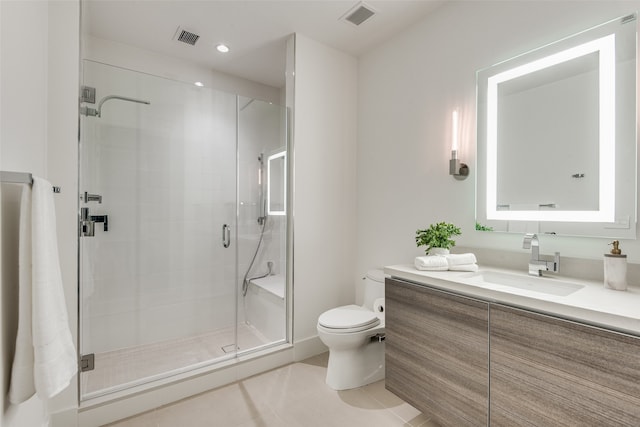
325,338,385,390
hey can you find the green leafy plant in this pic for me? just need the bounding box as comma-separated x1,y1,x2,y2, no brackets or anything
415,222,462,254
475,222,493,232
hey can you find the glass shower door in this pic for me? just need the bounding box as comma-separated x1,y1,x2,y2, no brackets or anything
79,61,238,399
236,97,288,351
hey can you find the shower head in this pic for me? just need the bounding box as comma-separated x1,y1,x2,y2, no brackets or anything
81,95,151,117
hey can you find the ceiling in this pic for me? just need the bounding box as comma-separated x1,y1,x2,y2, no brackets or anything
84,0,445,88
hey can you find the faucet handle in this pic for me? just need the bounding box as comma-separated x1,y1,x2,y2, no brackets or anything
83,191,102,203
523,233,537,249
552,251,561,273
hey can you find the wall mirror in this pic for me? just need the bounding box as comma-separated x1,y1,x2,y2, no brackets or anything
268,150,286,215
476,13,637,238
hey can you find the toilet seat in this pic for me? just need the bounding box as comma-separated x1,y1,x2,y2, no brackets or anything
318,305,380,333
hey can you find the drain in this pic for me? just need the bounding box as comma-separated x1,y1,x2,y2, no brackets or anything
221,344,239,353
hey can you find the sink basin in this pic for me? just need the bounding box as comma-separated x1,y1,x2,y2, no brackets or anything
468,271,585,296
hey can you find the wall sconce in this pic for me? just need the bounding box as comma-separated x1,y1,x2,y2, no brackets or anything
449,110,469,180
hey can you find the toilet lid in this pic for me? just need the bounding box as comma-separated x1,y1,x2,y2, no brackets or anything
318,305,380,330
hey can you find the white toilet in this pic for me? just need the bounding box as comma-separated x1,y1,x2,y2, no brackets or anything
317,269,386,390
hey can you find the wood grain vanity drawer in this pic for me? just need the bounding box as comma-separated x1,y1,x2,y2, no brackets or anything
490,304,640,426
385,278,489,427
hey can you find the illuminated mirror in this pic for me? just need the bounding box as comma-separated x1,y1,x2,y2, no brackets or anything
268,150,286,215
476,13,637,238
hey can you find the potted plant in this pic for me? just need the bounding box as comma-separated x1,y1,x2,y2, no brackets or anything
415,222,461,255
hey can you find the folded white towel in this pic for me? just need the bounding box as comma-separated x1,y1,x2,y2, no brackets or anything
444,253,477,266
416,265,449,271
9,177,77,403
415,256,449,271
449,263,479,272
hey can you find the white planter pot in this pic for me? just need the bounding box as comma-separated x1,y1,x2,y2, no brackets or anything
429,247,450,256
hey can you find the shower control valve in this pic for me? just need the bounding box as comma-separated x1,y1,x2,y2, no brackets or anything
91,215,109,232
80,207,109,237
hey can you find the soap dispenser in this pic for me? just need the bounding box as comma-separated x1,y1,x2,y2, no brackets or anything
604,240,627,291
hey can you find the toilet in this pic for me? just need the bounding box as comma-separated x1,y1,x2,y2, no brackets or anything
317,269,386,390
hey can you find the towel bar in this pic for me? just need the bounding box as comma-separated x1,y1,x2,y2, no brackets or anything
0,171,61,193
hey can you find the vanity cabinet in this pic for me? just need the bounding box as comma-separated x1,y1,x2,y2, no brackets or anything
490,304,640,426
386,277,640,426
385,278,489,427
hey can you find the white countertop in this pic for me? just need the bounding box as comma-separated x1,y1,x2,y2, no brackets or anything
384,264,640,336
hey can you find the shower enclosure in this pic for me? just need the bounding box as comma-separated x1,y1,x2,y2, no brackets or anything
78,61,289,400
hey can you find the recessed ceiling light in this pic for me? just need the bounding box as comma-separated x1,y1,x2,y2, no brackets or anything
216,44,230,53
194,81,204,87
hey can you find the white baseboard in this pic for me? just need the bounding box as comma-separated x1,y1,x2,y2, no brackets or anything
293,335,327,361
49,407,78,427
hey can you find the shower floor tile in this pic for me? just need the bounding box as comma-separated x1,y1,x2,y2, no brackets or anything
82,323,270,396
104,353,437,427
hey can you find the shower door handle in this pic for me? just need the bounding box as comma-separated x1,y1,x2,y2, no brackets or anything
222,224,231,248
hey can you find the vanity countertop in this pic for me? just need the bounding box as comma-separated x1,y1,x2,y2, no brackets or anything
384,264,640,336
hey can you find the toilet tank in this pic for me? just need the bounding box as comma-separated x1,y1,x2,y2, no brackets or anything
362,269,387,310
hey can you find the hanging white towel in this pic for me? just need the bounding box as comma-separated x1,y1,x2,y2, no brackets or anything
9,177,77,403
9,185,35,403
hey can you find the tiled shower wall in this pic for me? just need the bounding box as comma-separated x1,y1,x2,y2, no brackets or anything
80,61,285,355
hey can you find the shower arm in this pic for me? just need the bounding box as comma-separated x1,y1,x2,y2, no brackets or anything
81,95,151,117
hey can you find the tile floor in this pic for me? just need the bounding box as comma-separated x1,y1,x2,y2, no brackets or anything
104,352,438,427
84,324,270,396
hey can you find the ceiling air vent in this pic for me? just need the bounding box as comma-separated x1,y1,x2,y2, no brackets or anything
174,27,200,46
342,2,376,27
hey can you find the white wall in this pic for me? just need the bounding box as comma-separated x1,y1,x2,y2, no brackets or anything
292,34,358,347
1,1,49,424
357,1,640,286
47,1,81,423
1,0,80,426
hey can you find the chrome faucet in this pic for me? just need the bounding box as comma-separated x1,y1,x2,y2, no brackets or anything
522,233,560,276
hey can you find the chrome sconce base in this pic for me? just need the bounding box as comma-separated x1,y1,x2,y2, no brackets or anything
449,158,469,180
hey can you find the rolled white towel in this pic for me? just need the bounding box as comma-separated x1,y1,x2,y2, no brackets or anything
449,263,479,272
444,253,477,266
415,256,449,271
